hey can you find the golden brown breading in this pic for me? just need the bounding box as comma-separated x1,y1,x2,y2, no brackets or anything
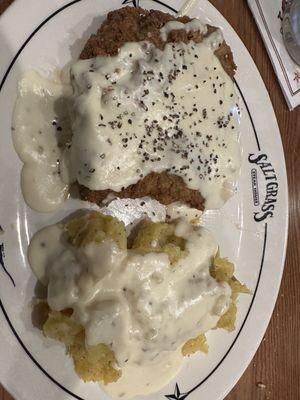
79,171,205,210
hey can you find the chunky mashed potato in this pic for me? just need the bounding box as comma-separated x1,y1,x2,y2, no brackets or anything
34,212,249,385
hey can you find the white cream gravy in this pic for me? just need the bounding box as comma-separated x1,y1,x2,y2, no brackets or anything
13,25,240,212
12,71,72,212
28,218,231,398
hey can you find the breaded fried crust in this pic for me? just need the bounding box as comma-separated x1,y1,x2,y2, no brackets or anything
79,171,205,209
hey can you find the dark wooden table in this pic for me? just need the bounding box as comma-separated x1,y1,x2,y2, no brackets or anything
0,1,299,399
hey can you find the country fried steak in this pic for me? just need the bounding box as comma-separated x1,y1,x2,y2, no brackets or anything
78,6,236,210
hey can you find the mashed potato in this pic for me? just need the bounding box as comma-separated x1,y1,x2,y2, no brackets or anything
34,212,249,385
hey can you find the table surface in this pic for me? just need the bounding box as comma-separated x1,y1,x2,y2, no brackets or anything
0,0,299,399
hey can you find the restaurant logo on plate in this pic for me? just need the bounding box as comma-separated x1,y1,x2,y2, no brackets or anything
248,153,279,222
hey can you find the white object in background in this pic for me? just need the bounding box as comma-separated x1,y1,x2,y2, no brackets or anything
248,0,300,110
282,0,300,66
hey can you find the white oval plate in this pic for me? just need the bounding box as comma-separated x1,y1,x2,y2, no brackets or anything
0,1,288,400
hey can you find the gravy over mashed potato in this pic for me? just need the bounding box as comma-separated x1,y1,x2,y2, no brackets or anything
28,212,249,398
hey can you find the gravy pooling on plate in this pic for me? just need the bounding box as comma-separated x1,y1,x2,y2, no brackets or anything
12,21,241,212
